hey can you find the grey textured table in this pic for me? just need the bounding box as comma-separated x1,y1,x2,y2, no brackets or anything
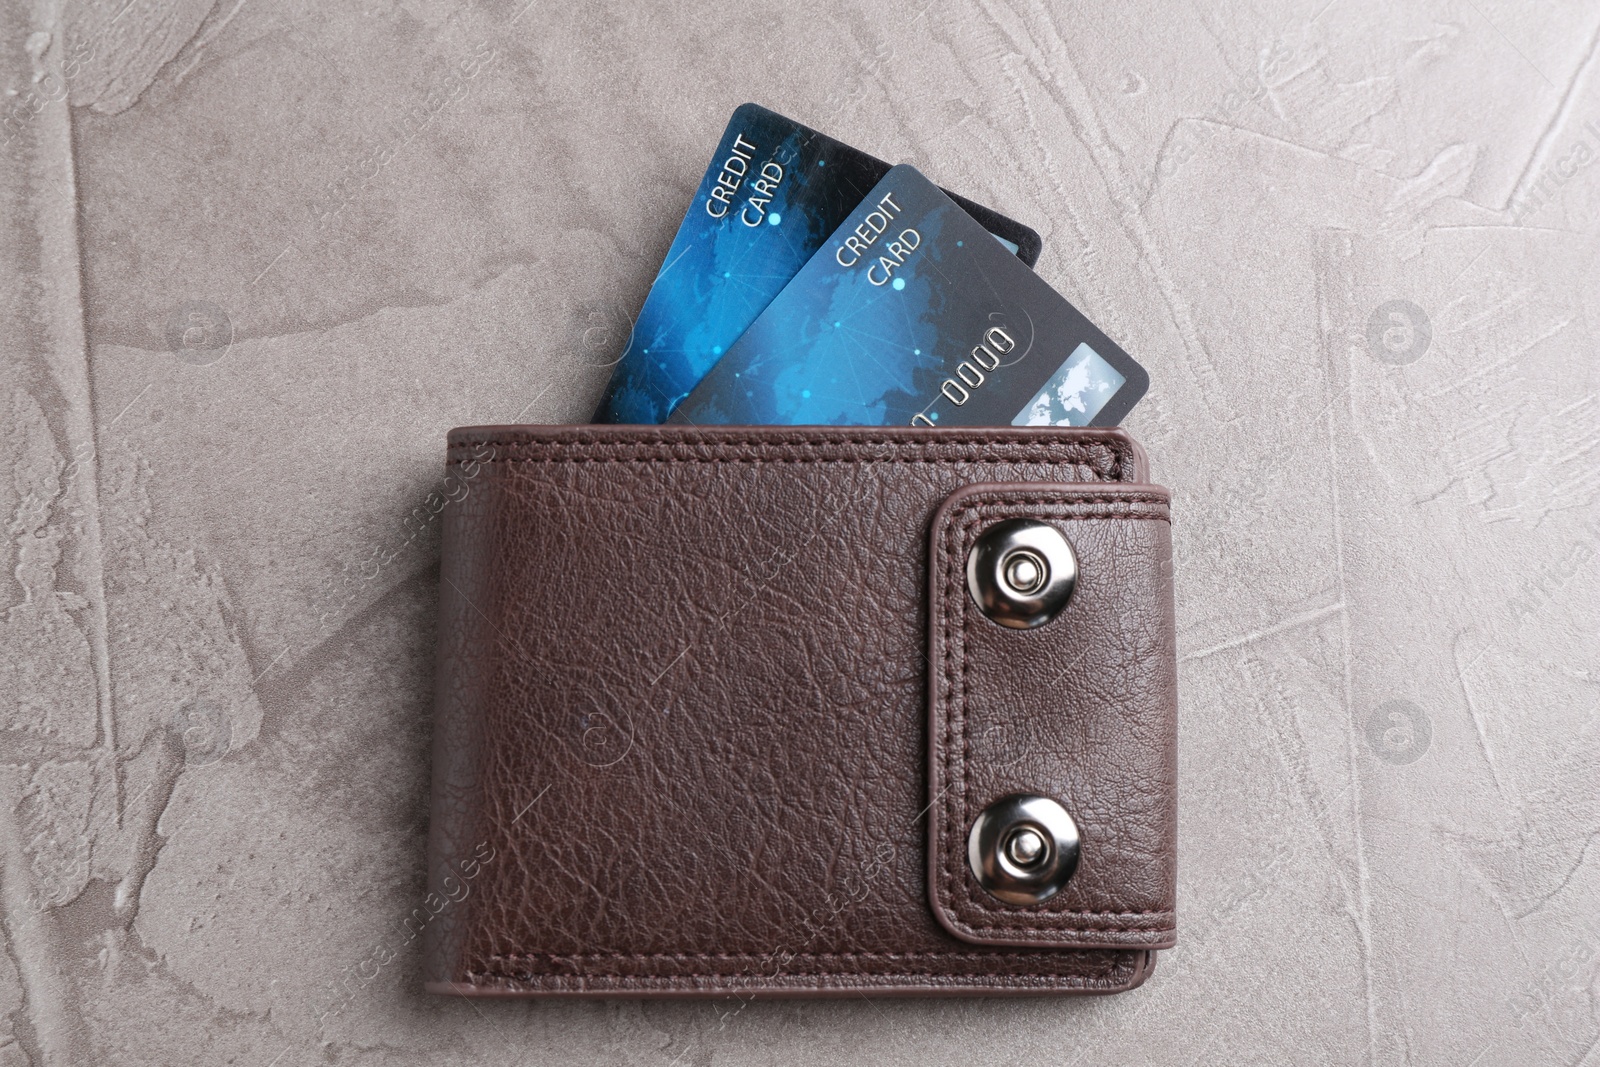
2,1,1597,1064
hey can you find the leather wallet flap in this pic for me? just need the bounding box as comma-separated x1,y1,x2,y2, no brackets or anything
927,483,1177,948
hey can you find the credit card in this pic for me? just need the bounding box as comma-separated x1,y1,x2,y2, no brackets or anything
592,103,1043,424
668,165,1147,429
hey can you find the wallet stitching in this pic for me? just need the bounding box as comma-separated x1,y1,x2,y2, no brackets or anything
453,456,1124,473
463,971,1135,985
464,973,1130,984
936,494,1176,938
453,432,1125,448
447,438,1131,480
466,952,1139,985
468,951,1138,984
466,947,1138,970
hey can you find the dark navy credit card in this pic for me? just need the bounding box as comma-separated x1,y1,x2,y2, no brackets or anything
592,103,1043,425
668,165,1147,429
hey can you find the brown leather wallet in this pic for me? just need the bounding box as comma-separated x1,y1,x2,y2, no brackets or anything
425,425,1176,997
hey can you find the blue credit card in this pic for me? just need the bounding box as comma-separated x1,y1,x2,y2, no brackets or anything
668,165,1147,429
592,104,1042,425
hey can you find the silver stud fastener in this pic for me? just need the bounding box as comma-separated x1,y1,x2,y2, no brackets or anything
965,519,1077,629
967,794,1080,905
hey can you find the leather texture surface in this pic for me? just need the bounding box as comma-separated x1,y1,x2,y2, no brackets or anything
424,425,1175,997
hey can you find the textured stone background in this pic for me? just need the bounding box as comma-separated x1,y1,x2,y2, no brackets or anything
2,0,1598,1063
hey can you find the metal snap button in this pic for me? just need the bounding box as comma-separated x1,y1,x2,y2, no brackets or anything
965,519,1077,629
967,794,1080,905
